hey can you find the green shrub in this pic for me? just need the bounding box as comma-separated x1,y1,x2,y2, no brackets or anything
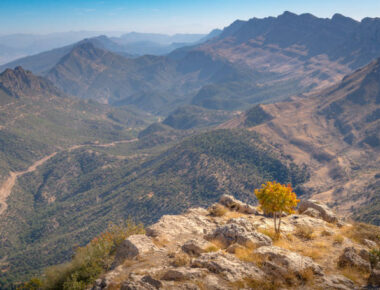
41,219,144,290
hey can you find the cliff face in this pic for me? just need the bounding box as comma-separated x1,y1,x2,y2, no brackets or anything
90,195,379,289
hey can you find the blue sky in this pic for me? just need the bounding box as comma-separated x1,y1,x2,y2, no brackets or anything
0,0,379,35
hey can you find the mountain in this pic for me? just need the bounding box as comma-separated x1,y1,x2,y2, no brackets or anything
0,31,123,64
42,13,380,113
220,56,380,224
0,66,152,182
0,36,133,75
0,127,308,285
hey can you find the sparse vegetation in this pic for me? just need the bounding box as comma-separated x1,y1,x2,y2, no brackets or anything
23,219,144,290
342,222,380,245
295,225,314,240
171,252,190,267
208,203,228,217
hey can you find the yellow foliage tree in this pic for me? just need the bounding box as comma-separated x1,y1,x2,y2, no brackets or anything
255,181,299,234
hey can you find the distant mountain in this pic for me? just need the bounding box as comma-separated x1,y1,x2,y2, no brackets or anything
0,66,151,180
21,12,380,114
220,56,380,223
0,36,134,75
0,31,123,64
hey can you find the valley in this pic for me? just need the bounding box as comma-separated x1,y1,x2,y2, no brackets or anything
0,9,378,289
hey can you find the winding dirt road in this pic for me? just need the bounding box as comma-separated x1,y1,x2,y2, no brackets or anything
0,138,137,215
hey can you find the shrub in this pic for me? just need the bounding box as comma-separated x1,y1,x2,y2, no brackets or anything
42,218,144,290
333,234,344,245
369,248,380,269
171,252,190,267
255,181,299,234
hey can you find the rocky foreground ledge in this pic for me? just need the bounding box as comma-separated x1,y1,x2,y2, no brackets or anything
92,195,379,289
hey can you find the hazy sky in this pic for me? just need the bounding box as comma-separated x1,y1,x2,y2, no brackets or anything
0,0,380,35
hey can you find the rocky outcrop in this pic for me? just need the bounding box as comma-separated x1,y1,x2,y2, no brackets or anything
181,239,214,256
298,199,338,223
113,234,159,266
219,194,259,214
192,251,265,282
337,247,371,271
204,222,272,248
368,268,380,287
256,246,324,275
91,196,375,290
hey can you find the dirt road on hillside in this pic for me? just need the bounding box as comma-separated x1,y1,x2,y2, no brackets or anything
0,138,138,215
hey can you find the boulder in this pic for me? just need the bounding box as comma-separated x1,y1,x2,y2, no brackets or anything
337,247,371,271
192,251,265,282
120,280,156,290
182,239,214,256
302,208,322,219
256,246,323,275
318,274,356,290
298,199,338,223
113,235,158,266
364,239,377,249
219,194,259,214
205,222,272,248
161,267,205,281
146,208,215,240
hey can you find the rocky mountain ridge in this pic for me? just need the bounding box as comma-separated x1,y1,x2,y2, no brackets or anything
88,195,379,289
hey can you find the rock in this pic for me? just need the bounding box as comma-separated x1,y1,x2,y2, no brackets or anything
192,251,265,282
205,222,272,248
113,235,158,266
219,194,259,214
318,274,356,290
146,208,215,240
256,246,324,275
287,214,327,229
298,199,338,223
364,239,377,249
182,239,213,256
302,208,322,219
338,247,371,271
226,243,245,254
141,275,162,289
161,267,205,281
120,281,156,290
368,268,380,287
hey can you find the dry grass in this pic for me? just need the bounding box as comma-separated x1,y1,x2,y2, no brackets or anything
295,225,314,241
171,252,190,267
208,238,227,250
341,222,380,245
340,266,370,285
223,211,246,220
321,229,333,237
204,245,220,253
152,237,170,248
208,204,228,217
234,246,263,266
333,234,344,245
257,228,280,241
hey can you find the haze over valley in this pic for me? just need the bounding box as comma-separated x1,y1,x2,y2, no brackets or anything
0,1,379,288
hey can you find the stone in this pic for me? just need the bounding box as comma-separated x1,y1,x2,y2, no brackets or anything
192,251,265,282
364,239,377,249
302,207,322,219
368,268,380,287
120,281,156,290
181,239,214,256
287,214,327,229
113,235,158,266
298,199,338,223
338,247,371,271
161,267,205,281
205,222,272,248
318,274,356,290
256,246,324,275
141,275,162,289
219,194,259,214
146,208,215,241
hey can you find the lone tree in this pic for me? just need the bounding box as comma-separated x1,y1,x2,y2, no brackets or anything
255,181,299,234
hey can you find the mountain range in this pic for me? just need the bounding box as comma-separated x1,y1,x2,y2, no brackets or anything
0,11,379,288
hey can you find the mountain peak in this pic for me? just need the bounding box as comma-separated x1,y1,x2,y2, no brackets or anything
0,66,63,98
